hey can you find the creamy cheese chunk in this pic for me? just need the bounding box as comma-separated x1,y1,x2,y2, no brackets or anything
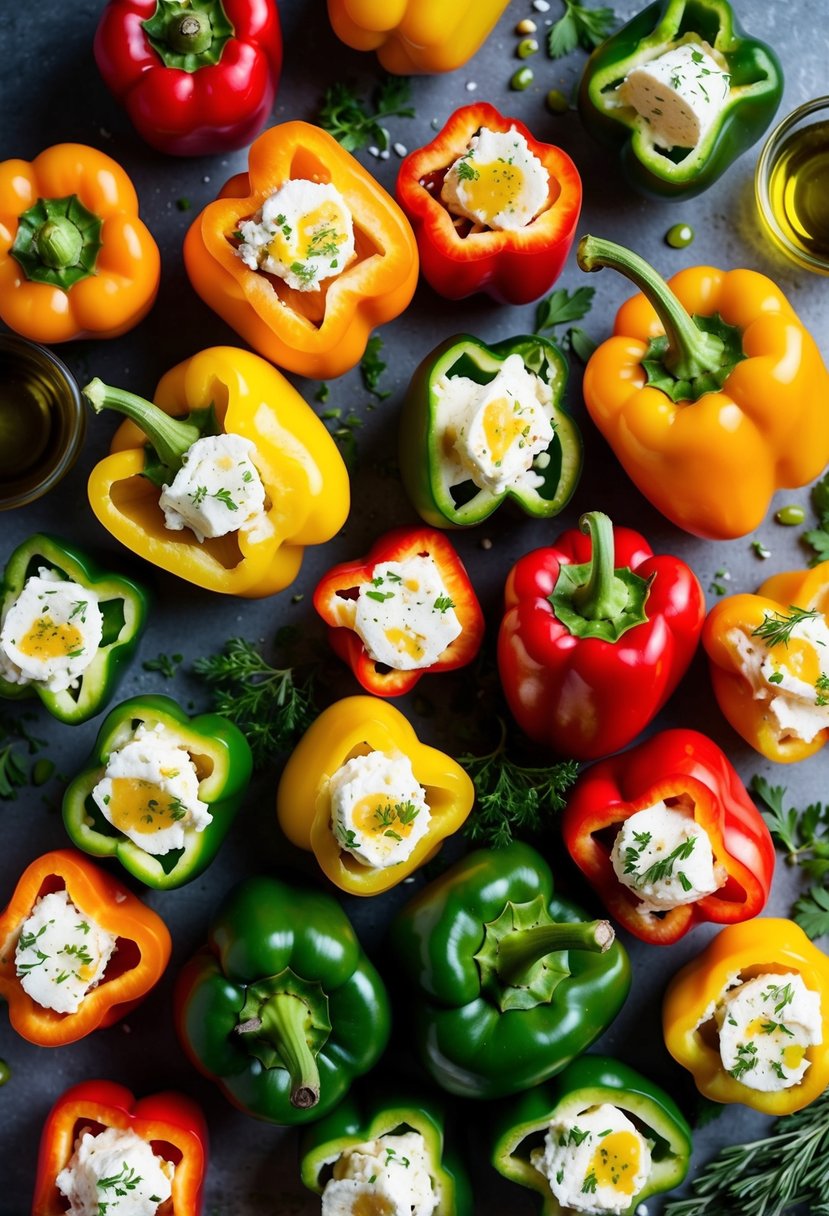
158,433,266,543
15,890,116,1015
56,1125,174,1216
715,972,823,1092
236,179,356,292
610,801,720,913
618,42,730,149
327,750,431,868
0,569,102,693
531,1104,652,1215
351,556,463,671
322,1130,437,1216
730,612,829,744
441,126,549,230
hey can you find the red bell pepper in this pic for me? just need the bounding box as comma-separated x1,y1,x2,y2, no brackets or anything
498,511,705,760
94,0,282,157
32,1080,207,1216
562,729,776,944
313,527,484,697
396,102,581,304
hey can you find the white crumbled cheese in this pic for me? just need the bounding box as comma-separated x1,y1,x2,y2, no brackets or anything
610,801,721,914
14,890,116,1015
236,178,355,292
434,353,555,496
531,1104,652,1215
441,126,549,230
715,972,823,1092
322,1131,437,1216
348,556,463,671
56,1125,173,1216
618,42,730,149
327,751,431,869
158,433,266,543
730,613,829,744
0,569,102,693
91,722,212,857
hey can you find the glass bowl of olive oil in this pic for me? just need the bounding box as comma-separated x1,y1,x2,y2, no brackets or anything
0,333,86,510
756,96,829,275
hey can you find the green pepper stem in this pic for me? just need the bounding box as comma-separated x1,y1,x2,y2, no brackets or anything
36,217,83,269
82,378,200,473
571,511,630,621
166,9,213,54
236,994,320,1109
496,919,614,988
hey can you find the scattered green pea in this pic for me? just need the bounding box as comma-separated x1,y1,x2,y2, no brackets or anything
666,223,694,249
775,504,806,525
0,1060,9,1087
32,758,55,786
510,66,534,91
515,18,537,34
517,37,538,58
546,88,569,114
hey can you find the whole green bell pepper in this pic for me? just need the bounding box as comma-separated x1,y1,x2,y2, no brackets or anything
391,841,631,1098
61,694,252,890
491,1055,692,1215
578,0,783,199
175,874,391,1124
0,533,147,724
399,334,581,528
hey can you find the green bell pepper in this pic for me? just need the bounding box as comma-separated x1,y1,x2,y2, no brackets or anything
61,694,252,890
175,874,391,1124
491,1055,692,1215
578,0,783,199
399,334,581,529
391,841,631,1099
0,533,147,724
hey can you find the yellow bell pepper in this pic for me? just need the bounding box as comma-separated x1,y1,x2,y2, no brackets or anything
326,0,511,73
703,560,829,763
276,696,474,895
85,346,349,598
663,919,829,1114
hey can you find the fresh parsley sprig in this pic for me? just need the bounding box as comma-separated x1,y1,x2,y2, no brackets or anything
751,776,829,938
318,77,415,152
535,285,595,334
547,0,617,59
361,335,391,400
802,471,829,565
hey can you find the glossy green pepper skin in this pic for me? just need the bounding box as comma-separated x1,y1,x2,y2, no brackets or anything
175,875,391,1125
399,334,581,528
0,533,148,723
578,0,783,199
491,1055,692,1214
61,695,252,889
391,841,631,1098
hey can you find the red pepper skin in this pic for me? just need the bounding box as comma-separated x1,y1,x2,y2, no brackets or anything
562,729,776,944
93,0,282,157
497,523,704,760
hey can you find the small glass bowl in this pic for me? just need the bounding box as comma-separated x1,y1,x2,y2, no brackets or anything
755,96,829,275
0,333,86,510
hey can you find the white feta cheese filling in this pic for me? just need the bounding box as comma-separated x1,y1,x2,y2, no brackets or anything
531,1104,652,1215
322,1130,438,1216
327,750,431,869
610,801,720,913
158,433,266,544
0,569,102,693
618,42,730,149
56,1125,174,1216
350,556,463,671
441,126,549,230
236,179,356,292
91,722,212,857
14,890,117,1015
730,612,829,744
715,972,823,1092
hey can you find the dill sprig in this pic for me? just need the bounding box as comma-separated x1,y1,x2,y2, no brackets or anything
751,605,819,647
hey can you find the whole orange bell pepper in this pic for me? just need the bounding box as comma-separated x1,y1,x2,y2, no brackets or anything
0,143,160,344
327,0,511,73
183,122,418,379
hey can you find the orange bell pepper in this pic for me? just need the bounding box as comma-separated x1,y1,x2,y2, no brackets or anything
703,560,829,763
277,696,474,895
0,143,160,344
0,849,171,1047
183,122,419,379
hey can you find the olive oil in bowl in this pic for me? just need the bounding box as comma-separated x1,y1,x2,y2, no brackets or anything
756,97,829,275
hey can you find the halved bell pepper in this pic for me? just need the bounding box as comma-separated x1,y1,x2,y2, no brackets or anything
498,511,705,761
399,333,582,528
703,560,829,763
175,873,391,1123
562,729,775,944
327,0,511,73
184,122,419,379
397,103,582,304
62,694,253,890
663,918,829,1114
277,695,474,895
578,0,783,198
391,840,631,1098
491,1055,692,1215
32,1080,207,1216
84,346,349,597
578,236,829,539
0,533,148,725
0,849,171,1047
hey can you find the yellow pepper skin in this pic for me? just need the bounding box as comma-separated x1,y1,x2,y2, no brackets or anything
703,561,829,763
663,919,829,1114
326,0,511,73
87,346,349,598
183,123,419,380
276,696,474,896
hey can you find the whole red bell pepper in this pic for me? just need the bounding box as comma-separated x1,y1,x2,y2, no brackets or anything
498,511,705,760
94,0,282,157
562,729,775,944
